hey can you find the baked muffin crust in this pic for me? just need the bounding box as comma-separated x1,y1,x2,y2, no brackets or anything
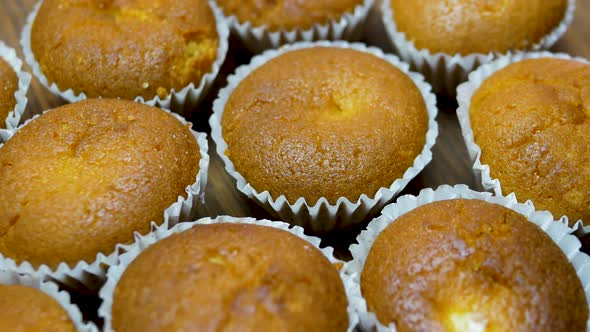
216,0,363,31
0,284,75,331
362,199,588,332
222,47,428,204
470,58,590,224
31,0,218,100
391,0,568,55
0,57,18,128
0,99,200,268
112,223,348,332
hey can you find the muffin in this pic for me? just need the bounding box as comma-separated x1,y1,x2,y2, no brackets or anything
0,99,201,269
220,46,428,205
216,0,373,52
26,0,222,105
380,0,573,94
218,0,363,31
468,57,590,225
361,199,588,332
0,57,18,128
0,284,76,331
108,222,349,332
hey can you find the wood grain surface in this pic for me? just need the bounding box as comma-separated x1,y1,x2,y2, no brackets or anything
1,0,590,325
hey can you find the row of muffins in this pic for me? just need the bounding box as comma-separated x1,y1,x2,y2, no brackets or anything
3,185,587,331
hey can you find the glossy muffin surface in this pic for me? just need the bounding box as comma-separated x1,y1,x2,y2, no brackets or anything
470,58,590,224
31,0,218,100
112,222,349,332
0,58,18,128
217,0,363,31
391,0,568,54
362,199,588,332
0,99,200,268
0,284,75,332
222,47,428,204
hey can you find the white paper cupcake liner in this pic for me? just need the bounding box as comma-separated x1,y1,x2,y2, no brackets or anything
0,41,31,142
379,0,576,95
20,0,229,115
220,0,375,53
456,51,590,238
209,40,438,233
342,184,590,331
0,269,98,332
98,215,359,332
0,103,209,289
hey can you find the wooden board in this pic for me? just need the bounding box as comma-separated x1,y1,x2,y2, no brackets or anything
2,0,590,324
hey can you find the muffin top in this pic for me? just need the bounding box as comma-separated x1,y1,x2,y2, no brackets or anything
470,58,590,225
0,99,200,268
217,0,363,31
361,199,588,332
222,47,428,204
0,284,75,331
31,0,218,100
390,0,568,55
112,222,349,332
0,57,18,128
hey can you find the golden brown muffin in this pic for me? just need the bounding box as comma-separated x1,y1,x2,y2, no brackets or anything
0,57,18,128
470,58,590,225
361,199,588,332
222,47,428,204
0,99,200,268
112,222,349,332
391,0,568,55
31,0,218,100
217,0,363,31
0,284,75,331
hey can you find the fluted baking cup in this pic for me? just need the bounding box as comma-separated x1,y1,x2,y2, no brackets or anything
210,40,438,233
0,41,31,142
219,0,375,53
343,184,590,331
379,0,575,95
456,51,590,237
0,103,209,289
98,215,358,332
0,269,98,332
20,0,229,115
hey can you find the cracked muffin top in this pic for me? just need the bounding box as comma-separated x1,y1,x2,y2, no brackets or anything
216,0,363,31
221,47,428,204
111,222,349,332
31,0,218,100
470,58,590,225
0,284,75,331
362,199,588,332
0,99,200,268
0,57,18,128
390,0,568,55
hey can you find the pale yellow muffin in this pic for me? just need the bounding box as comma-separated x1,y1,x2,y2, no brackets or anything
217,0,363,31
470,58,590,225
362,199,588,332
0,57,18,128
31,0,218,100
0,99,200,268
391,0,568,55
112,223,349,332
0,284,75,332
222,47,428,204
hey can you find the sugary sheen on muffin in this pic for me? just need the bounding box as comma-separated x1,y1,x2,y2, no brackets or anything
0,99,200,268
0,57,18,128
470,58,590,225
31,0,218,99
112,223,349,332
362,199,588,332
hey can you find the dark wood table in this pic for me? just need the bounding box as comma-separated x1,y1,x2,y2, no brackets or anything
2,0,590,326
